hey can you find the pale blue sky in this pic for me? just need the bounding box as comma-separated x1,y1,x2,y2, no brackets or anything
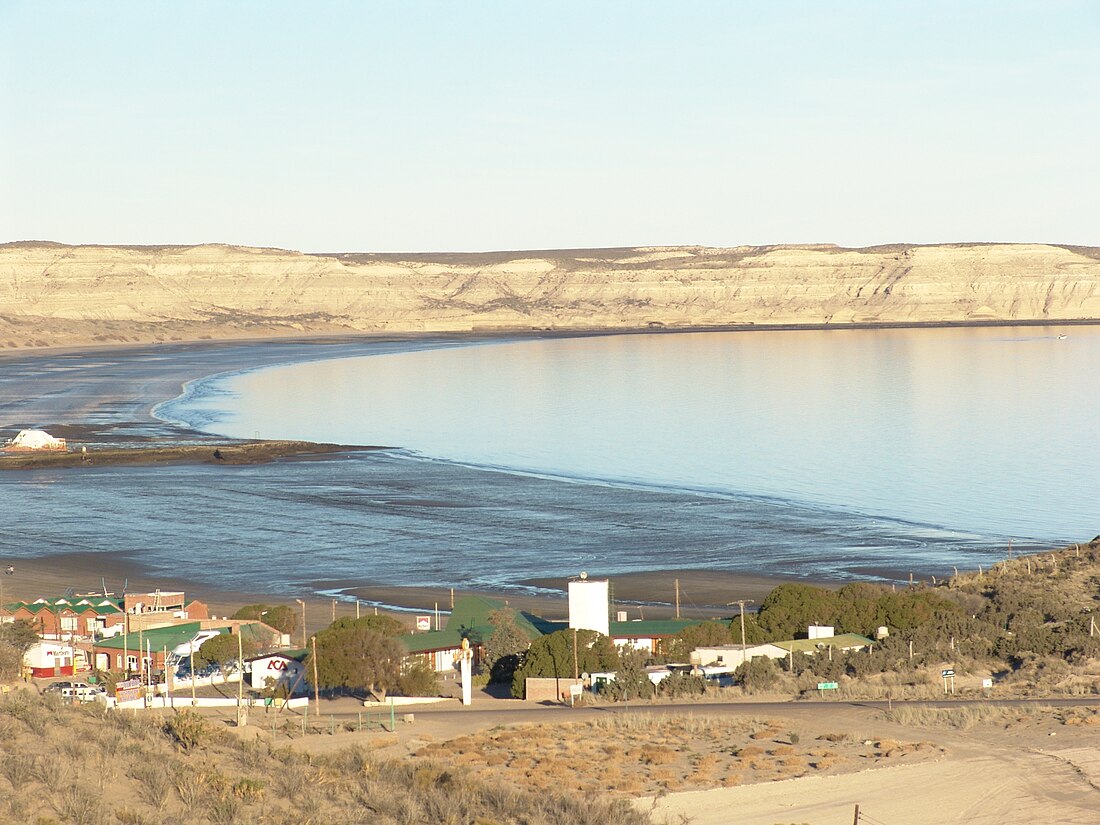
2,1,1097,252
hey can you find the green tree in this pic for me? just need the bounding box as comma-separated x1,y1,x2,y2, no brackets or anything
483,608,531,683
662,621,734,662
658,670,707,698
755,584,838,640
327,614,405,637
734,656,781,693
396,662,439,697
307,624,405,701
609,645,653,701
511,629,616,699
197,633,257,679
231,604,299,636
0,620,38,654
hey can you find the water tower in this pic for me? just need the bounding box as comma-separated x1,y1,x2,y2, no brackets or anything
568,572,609,637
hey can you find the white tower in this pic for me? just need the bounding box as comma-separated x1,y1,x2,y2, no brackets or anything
567,572,610,637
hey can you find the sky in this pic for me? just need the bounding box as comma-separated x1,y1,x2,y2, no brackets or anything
1,1,1098,252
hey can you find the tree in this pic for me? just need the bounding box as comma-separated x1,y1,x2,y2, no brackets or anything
511,629,616,699
755,584,838,640
327,614,405,637
663,621,734,662
307,624,405,701
197,633,257,680
0,620,38,655
609,645,653,701
396,661,439,697
231,604,299,636
483,608,531,683
734,656,780,693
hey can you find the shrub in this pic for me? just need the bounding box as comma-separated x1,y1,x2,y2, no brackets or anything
735,657,780,693
164,710,210,751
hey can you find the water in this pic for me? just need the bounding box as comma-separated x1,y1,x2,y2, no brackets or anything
3,327,1095,598
162,326,1100,543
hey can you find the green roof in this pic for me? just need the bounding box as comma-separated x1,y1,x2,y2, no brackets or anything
774,633,875,654
400,595,568,655
610,619,703,637
6,597,123,616
247,647,308,663
93,622,223,651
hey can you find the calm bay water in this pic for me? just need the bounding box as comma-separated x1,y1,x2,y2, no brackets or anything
163,326,1099,544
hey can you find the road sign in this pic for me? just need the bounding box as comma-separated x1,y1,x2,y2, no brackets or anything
982,678,993,689
817,682,839,690
941,669,955,677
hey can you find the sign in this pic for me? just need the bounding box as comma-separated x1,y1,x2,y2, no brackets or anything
817,682,839,690
982,678,993,689
415,615,431,631
569,683,584,697
941,669,955,677
115,677,141,703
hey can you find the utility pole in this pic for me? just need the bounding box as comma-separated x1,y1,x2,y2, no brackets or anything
572,627,579,680
311,635,320,709
852,804,860,825
727,600,755,662
356,600,360,620
189,646,196,705
236,631,245,727
331,598,336,623
674,579,680,620
295,599,306,649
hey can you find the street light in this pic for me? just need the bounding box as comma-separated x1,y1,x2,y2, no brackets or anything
294,599,306,649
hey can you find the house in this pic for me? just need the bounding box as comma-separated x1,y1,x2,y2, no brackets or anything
24,641,79,677
609,618,705,655
2,429,67,451
6,596,127,640
91,620,276,676
399,595,565,673
691,643,791,668
773,632,874,656
248,649,309,695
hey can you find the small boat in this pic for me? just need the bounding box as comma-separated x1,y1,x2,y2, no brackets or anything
1057,334,1068,340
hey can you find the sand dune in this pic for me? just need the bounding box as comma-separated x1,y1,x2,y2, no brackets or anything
2,242,1098,349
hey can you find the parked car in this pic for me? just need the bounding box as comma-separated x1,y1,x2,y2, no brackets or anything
44,681,106,702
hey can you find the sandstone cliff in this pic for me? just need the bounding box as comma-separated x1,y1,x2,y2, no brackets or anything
1,241,1098,349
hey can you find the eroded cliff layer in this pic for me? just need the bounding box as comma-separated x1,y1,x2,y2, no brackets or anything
1,242,1098,349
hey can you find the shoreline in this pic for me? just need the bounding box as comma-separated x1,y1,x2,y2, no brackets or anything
1,316,1097,362
0,549,795,630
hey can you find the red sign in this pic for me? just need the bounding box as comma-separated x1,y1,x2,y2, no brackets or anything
115,678,141,703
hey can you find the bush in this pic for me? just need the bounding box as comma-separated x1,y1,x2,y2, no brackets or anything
658,671,707,698
164,710,211,752
397,662,439,697
734,657,780,693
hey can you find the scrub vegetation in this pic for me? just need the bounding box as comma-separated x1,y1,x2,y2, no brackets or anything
416,715,942,796
0,693,651,825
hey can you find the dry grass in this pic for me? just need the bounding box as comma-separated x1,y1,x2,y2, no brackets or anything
0,692,649,825
416,714,941,797
881,703,1054,731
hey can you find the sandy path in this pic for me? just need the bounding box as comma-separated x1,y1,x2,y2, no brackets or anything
645,741,1100,825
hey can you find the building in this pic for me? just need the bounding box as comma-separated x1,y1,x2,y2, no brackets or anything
5,591,209,640
23,641,78,678
609,618,705,654
773,632,874,656
6,596,127,640
248,649,309,695
91,620,277,676
568,574,610,637
690,643,791,668
2,429,67,451
399,595,564,673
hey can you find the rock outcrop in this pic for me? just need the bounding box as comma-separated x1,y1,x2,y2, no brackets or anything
1,241,1098,349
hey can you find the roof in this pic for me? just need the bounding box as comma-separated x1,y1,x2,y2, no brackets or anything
400,595,568,655
773,633,875,654
93,622,223,651
609,619,703,638
6,597,124,616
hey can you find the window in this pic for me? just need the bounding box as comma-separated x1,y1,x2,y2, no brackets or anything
60,615,78,632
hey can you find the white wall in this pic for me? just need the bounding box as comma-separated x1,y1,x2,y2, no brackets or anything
568,579,609,637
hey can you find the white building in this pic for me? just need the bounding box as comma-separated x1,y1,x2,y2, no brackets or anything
3,429,67,451
568,574,609,637
248,651,309,695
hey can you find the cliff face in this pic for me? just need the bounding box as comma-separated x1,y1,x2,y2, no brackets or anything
1,242,1098,349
